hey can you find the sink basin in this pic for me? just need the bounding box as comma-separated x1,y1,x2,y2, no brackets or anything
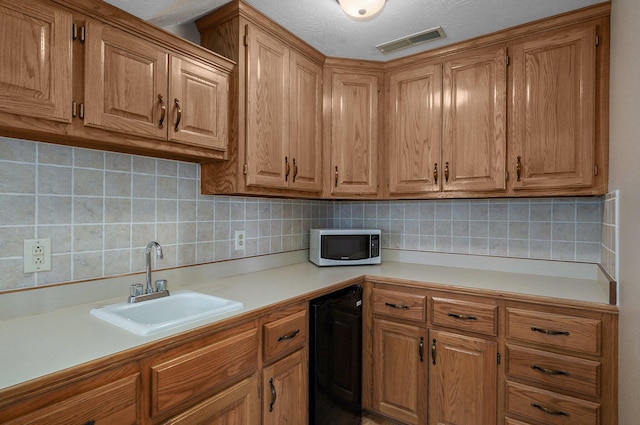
90,290,243,336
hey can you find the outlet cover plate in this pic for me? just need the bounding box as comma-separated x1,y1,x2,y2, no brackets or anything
234,230,246,251
24,239,52,273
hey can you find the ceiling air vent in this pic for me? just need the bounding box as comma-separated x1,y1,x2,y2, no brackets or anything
376,26,446,54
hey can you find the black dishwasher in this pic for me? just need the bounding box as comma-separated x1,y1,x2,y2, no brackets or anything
309,285,362,425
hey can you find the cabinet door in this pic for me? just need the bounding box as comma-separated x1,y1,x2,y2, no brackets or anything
169,55,228,151
510,24,596,191
442,46,507,192
372,318,427,425
429,329,497,425
262,348,308,425
330,71,380,196
84,20,168,139
245,24,289,189
0,1,72,123
387,62,442,195
289,52,323,192
164,375,260,425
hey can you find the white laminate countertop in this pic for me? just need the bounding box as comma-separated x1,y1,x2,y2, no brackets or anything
0,250,614,391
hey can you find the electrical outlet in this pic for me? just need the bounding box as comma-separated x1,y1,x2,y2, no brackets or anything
234,230,246,251
24,239,52,273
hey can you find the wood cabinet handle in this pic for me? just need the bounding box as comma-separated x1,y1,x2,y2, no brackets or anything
158,94,166,129
269,378,277,412
385,302,409,310
447,312,478,321
433,163,438,184
285,157,290,182
174,98,182,131
531,364,570,376
277,329,300,342
531,326,570,336
444,162,450,183
516,156,522,181
419,336,424,363
531,403,569,417
334,166,339,187
292,158,298,183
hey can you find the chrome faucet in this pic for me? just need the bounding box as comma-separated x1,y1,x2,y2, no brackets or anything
145,241,163,294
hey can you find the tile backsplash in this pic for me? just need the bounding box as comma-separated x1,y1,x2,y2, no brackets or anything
0,137,609,292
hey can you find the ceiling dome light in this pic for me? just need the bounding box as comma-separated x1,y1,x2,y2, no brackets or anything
338,0,386,19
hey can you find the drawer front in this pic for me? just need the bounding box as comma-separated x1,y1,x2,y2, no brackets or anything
431,297,498,336
506,308,601,355
5,373,140,425
263,309,307,363
507,345,601,397
151,327,258,416
506,381,600,425
372,287,427,323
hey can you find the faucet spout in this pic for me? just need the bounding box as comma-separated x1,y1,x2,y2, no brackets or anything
145,241,163,294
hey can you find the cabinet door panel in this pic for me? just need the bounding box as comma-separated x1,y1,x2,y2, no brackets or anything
84,20,168,139
429,329,497,425
511,25,596,190
262,349,307,425
245,24,289,189
170,55,228,151
331,72,379,196
443,46,507,192
164,375,260,425
0,1,72,123
388,63,442,195
289,52,323,192
372,318,427,425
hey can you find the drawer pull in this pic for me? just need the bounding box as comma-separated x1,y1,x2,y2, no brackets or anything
531,403,569,417
531,326,570,336
531,364,570,376
385,302,409,310
448,312,478,320
277,329,300,342
431,338,437,365
269,378,277,412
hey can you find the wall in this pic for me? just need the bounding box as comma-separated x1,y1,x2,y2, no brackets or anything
609,0,640,421
0,137,318,291
0,136,606,293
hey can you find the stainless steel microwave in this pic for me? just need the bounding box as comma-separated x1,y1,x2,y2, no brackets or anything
309,229,381,266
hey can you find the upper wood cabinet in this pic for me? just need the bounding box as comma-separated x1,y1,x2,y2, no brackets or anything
197,3,324,197
244,24,322,192
0,0,73,123
510,22,600,193
0,0,233,162
442,46,507,193
386,62,442,195
385,45,507,198
326,67,382,198
85,20,229,152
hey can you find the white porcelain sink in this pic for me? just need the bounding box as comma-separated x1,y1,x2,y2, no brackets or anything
90,290,243,336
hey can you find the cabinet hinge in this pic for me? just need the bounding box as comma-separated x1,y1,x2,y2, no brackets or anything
497,352,501,365
594,164,599,176
596,34,600,47
243,163,248,175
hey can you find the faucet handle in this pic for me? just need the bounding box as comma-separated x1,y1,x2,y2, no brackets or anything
155,279,168,292
130,283,144,297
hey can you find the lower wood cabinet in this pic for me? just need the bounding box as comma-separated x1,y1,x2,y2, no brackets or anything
262,348,308,425
372,318,427,425
163,374,260,425
428,329,497,425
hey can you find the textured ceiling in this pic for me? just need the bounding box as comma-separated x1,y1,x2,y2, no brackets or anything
103,0,607,61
